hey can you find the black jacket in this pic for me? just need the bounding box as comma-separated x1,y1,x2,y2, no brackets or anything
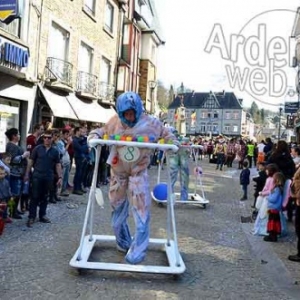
253,170,267,193
240,168,250,185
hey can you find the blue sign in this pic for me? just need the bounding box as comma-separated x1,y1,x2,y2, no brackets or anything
0,36,29,68
284,102,299,114
0,0,20,25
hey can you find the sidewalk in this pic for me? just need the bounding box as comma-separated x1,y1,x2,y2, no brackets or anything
229,164,300,284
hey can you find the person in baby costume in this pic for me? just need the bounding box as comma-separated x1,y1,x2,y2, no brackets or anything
168,128,190,201
88,92,179,264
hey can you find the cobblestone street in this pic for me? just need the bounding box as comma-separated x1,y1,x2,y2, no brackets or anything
1,158,300,300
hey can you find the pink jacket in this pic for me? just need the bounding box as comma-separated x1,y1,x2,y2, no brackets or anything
260,177,275,196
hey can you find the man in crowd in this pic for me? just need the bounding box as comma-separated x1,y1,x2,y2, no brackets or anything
5,128,30,219
72,127,89,195
26,123,44,153
24,130,62,227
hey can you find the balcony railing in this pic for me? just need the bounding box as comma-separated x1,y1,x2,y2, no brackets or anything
45,57,73,87
77,71,97,96
98,81,115,101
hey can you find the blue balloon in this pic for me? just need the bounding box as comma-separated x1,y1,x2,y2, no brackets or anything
153,183,168,201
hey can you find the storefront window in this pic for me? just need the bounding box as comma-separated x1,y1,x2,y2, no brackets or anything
0,98,20,151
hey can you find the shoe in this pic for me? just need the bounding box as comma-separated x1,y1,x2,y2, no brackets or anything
251,205,256,208
220,168,223,171
216,167,219,170
17,210,24,215
73,190,84,195
60,190,70,197
263,235,277,242
27,218,35,228
48,199,57,204
288,254,300,262
12,214,22,219
39,217,51,223
5,217,13,224
81,188,88,193
240,197,247,201
116,244,129,253
55,197,62,202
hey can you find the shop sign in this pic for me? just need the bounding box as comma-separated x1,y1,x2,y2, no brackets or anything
0,0,20,25
284,102,299,114
0,35,29,69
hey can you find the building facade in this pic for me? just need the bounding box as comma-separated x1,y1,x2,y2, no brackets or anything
33,0,121,128
167,91,244,137
115,0,164,114
291,7,300,142
0,0,37,149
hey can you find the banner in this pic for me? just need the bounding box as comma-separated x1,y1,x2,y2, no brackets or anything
284,102,299,114
0,0,19,25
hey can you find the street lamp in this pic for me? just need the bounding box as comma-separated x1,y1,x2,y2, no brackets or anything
278,106,283,140
148,80,157,114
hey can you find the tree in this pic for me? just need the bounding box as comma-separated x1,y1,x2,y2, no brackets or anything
249,101,259,118
260,108,265,123
156,81,169,110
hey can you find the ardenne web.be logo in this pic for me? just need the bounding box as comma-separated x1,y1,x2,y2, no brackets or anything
204,9,297,103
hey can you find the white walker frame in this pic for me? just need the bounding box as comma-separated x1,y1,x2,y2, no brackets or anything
69,139,186,274
152,144,209,208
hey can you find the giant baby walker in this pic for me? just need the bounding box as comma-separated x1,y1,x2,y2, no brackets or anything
152,144,209,209
69,139,186,275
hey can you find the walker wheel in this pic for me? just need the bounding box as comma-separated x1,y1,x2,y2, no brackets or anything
77,268,87,275
173,274,181,280
157,202,164,208
200,204,206,209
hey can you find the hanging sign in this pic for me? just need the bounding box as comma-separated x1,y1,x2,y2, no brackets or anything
0,0,20,24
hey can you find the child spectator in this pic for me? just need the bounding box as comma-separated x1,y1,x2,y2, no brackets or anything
240,160,250,200
0,165,12,225
0,152,11,178
264,172,285,242
252,162,267,208
253,163,279,236
288,168,300,262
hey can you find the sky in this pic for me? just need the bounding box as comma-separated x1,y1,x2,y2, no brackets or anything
155,0,300,110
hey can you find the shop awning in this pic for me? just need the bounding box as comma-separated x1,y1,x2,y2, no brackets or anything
99,104,116,121
67,94,113,123
38,85,78,120
0,74,36,102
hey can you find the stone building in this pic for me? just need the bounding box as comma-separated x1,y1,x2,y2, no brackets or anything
33,0,121,127
0,0,165,148
115,0,164,114
0,0,38,149
291,7,300,142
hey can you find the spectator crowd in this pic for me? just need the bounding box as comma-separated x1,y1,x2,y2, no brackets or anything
0,123,110,231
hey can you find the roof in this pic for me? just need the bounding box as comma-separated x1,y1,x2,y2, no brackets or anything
168,92,243,110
